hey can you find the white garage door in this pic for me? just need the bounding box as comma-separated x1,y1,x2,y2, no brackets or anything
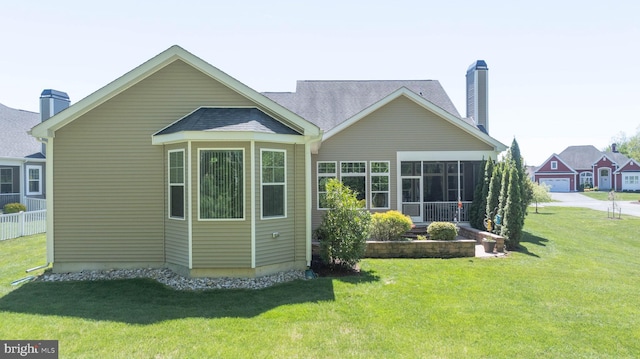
540,178,570,192
622,173,640,191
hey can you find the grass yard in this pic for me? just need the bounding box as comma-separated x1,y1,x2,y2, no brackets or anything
581,190,640,202
1,207,639,358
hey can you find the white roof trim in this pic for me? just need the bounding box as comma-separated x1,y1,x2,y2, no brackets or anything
152,131,315,146
614,159,640,174
322,87,507,152
31,45,321,139
534,153,577,174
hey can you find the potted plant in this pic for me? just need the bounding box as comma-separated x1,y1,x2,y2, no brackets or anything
482,237,496,253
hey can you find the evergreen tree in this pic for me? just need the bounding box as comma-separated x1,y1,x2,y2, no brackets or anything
501,166,525,249
469,159,488,229
508,138,533,216
485,161,502,233
497,161,511,229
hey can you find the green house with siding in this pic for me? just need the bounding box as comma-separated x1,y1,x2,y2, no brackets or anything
31,46,506,278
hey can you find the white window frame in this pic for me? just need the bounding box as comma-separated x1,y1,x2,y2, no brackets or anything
26,165,42,196
1,168,13,194
624,175,639,185
551,161,558,170
168,149,185,220
340,161,367,207
317,161,337,210
198,148,245,221
579,172,593,186
260,149,287,220
370,161,390,209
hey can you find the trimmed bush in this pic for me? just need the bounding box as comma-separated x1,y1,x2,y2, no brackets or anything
3,202,26,214
315,179,372,269
370,210,413,241
427,222,458,241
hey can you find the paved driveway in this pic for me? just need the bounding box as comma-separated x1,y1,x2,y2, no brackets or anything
544,192,640,217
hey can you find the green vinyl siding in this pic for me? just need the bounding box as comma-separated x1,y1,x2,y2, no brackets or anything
52,60,253,264
311,96,495,228
165,144,189,267
255,143,298,267
191,142,252,268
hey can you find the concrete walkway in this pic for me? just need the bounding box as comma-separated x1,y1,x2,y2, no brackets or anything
543,192,640,217
475,244,506,258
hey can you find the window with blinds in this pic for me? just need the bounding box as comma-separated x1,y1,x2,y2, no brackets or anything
199,149,244,220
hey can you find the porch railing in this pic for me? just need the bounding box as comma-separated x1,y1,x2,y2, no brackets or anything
0,209,47,241
424,201,471,222
25,197,47,211
0,193,20,209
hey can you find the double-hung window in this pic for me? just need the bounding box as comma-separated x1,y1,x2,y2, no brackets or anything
0,168,12,193
370,161,390,209
199,149,244,220
551,161,558,170
26,166,42,195
168,150,185,219
341,161,366,204
261,149,286,218
317,162,336,209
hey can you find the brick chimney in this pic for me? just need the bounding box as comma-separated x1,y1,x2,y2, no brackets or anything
466,60,489,134
39,89,69,155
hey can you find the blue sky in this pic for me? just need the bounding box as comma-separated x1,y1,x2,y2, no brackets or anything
2,0,638,166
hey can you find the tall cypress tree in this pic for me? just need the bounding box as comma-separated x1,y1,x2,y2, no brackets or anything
501,165,525,249
497,161,511,229
508,138,533,216
469,159,488,229
485,161,502,233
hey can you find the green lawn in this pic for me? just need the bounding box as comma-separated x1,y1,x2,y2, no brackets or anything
581,190,640,201
1,207,640,358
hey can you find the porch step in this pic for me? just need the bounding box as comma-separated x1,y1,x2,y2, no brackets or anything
404,226,428,239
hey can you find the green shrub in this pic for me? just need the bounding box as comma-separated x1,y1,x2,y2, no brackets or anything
3,203,26,214
315,179,372,269
426,222,458,241
370,210,413,241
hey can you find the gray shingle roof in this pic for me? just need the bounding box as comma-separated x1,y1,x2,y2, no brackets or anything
0,103,42,158
263,80,462,132
156,107,301,136
558,145,630,169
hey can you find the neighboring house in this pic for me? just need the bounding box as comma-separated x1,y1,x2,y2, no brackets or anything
30,46,506,277
0,91,69,210
534,145,640,192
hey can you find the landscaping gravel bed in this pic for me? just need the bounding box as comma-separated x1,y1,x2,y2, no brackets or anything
39,268,306,290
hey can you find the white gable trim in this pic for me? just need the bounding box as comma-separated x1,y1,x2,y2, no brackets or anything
31,45,321,139
322,87,507,152
614,159,640,174
534,153,577,174
592,154,619,167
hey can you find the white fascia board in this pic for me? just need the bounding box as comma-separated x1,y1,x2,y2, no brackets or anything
0,157,28,165
152,131,317,145
614,159,640,174
323,87,507,152
535,172,577,176
397,150,500,162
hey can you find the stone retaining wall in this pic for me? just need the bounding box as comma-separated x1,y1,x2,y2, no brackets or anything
364,239,476,258
457,225,505,252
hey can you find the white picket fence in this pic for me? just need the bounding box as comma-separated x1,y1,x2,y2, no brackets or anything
0,210,47,241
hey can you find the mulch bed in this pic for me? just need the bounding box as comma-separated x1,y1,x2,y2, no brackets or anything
309,254,361,278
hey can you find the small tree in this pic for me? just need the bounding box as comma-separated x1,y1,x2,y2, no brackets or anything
315,179,372,269
485,162,502,233
501,166,525,250
469,159,489,230
531,182,552,213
